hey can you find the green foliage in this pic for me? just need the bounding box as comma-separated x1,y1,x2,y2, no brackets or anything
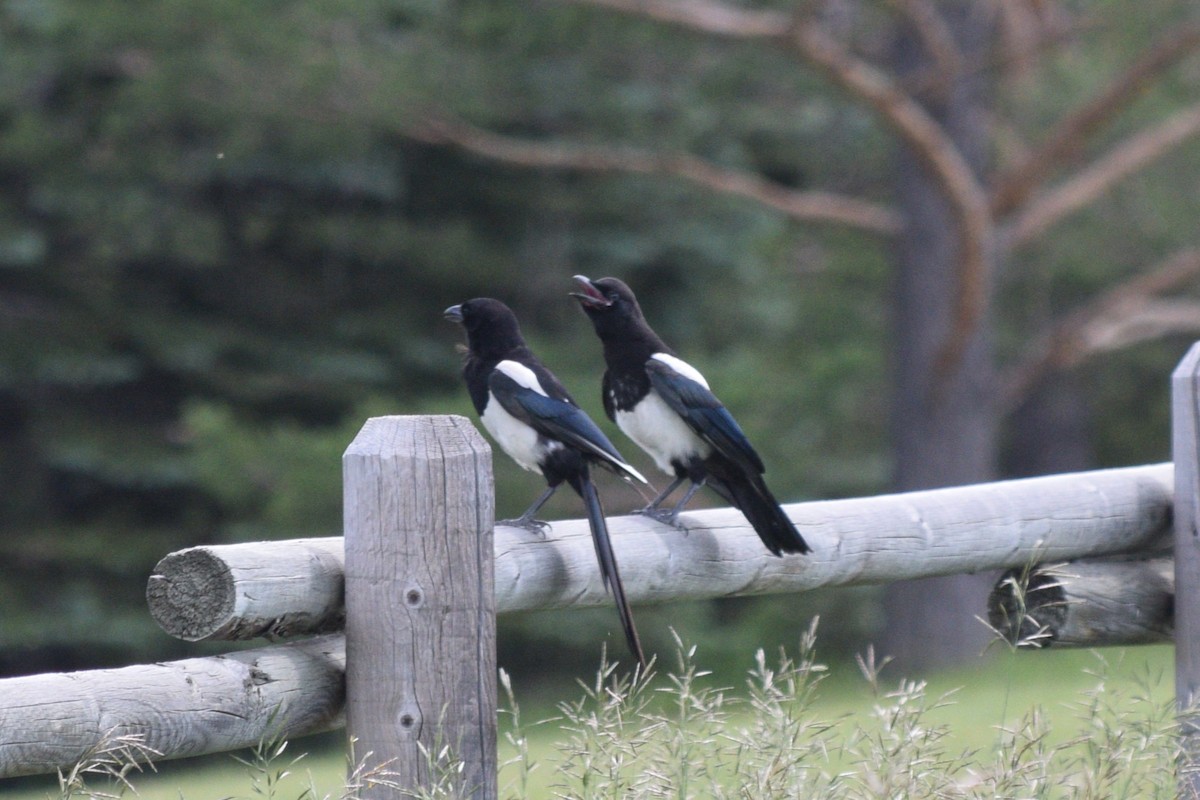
182,398,394,540
12,637,1182,800
1,0,1196,672
41,730,405,800
494,633,1183,800
54,731,160,800
227,738,311,800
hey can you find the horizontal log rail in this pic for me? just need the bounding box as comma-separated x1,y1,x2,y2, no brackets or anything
0,635,344,779
147,538,345,641
0,459,1169,783
4,340,1199,796
146,463,1173,641
987,557,1174,647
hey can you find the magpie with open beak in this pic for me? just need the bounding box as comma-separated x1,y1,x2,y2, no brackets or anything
570,276,810,557
445,297,649,667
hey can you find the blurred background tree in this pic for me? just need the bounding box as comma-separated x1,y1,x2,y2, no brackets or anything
0,0,1197,681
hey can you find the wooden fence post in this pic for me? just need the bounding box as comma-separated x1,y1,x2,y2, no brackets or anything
1174,343,1200,798
343,415,496,799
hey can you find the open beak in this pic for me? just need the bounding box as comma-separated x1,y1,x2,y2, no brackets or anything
443,304,464,323
569,275,611,309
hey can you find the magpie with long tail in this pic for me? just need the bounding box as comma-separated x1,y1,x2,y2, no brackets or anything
570,276,810,557
444,297,649,667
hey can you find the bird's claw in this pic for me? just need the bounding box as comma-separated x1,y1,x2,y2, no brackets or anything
499,517,551,536
637,506,682,528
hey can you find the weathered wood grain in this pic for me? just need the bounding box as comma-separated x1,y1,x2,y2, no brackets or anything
0,635,344,779
987,558,1173,647
493,463,1172,610
147,538,345,640
149,463,1173,642
1173,342,1200,795
343,415,496,799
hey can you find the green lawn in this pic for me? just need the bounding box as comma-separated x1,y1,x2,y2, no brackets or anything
3,644,1176,800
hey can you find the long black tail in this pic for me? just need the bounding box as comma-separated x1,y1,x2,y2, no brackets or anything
708,459,810,557
572,471,647,669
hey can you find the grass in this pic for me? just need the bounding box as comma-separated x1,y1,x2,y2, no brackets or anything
0,599,1180,800
4,629,1181,800
494,629,1180,799
11,734,408,800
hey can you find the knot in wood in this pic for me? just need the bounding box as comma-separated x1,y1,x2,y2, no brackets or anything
396,705,422,738
404,586,425,608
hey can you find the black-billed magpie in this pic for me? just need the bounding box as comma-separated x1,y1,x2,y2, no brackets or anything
444,297,649,667
570,276,811,557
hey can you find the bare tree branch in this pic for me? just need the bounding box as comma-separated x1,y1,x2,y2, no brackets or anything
1081,300,1200,349
993,22,1200,215
994,0,1081,83
1002,247,1200,409
788,14,994,375
887,0,963,99
568,0,992,251
556,0,790,38
995,0,1045,82
562,0,997,374
1007,102,1200,247
405,115,902,234
901,7,1082,105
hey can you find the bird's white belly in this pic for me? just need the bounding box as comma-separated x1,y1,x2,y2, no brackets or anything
481,396,553,473
615,390,709,475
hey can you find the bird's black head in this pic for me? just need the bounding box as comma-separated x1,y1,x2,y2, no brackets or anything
570,275,668,359
570,275,647,327
444,297,526,358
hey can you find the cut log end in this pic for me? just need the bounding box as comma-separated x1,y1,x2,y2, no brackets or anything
987,567,1069,648
147,548,237,641
987,558,1174,648
147,540,348,642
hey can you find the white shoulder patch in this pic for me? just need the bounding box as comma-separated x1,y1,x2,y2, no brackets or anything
494,360,548,396
651,352,709,389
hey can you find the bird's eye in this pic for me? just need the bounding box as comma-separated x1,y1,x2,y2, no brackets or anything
607,293,619,302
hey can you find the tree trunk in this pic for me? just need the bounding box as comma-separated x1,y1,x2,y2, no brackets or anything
1005,371,1094,477
878,2,999,673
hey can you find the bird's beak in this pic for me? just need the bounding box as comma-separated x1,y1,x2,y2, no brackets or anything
443,304,464,323
569,275,611,309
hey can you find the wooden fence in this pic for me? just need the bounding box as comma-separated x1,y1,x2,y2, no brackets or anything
2,342,1200,797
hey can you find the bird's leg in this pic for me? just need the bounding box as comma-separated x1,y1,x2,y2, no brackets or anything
640,476,707,527
637,475,684,518
662,479,705,524
498,485,558,534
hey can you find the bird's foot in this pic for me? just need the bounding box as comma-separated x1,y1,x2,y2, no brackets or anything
498,516,551,536
637,506,683,528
